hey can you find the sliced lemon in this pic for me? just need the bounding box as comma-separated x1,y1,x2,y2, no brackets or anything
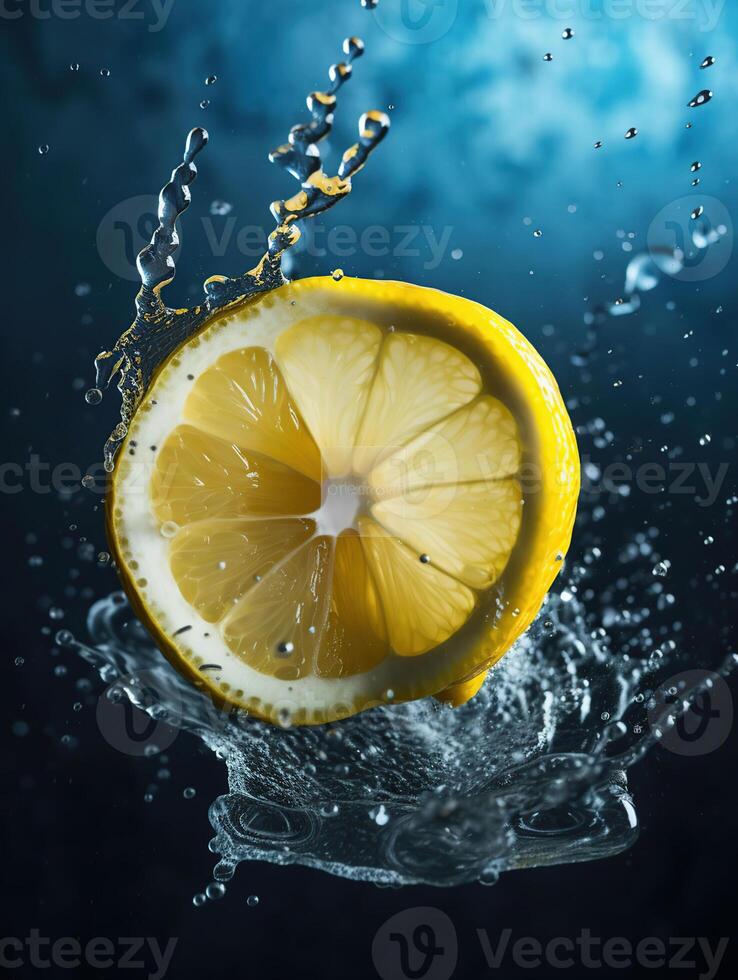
108,276,579,725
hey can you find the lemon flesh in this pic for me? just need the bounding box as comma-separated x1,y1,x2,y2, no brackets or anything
109,277,579,725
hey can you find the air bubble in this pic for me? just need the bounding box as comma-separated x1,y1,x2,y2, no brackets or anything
85,388,103,405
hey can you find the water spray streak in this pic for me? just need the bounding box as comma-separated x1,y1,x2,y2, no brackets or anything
90,37,389,473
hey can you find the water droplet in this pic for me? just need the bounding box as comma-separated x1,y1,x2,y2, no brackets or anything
38,144,49,155
69,63,80,72
700,56,715,69
690,161,702,172
81,474,96,490
419,553,431,564
200,100,210,109
55,629,75,647
49,607,65,621
594,140,603,149
691,206,704,220
205,74,217,85
543,53,553,62
206,882,226,900
85,387,103,405
653,560,671,578
688,89,712,108
276,641,295,656
192,893,206,907
370,804,390,826
624,127,638,140
691,178,700,187
246,894,260,907
160,521,179,539
562,27,574,39
533,229,543,238
331,268,345,281
210,200,232,216
100,68,110,77
183,787,196,799
343,36,365,59
361,0,379,8
451,248,463,260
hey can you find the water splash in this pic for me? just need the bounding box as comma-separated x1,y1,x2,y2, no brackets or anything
91,37,389,472
67,523,736,886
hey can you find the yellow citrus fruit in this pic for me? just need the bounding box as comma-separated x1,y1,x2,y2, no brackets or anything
108,276,579,725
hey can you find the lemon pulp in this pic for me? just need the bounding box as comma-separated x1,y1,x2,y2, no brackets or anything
109,277,579,724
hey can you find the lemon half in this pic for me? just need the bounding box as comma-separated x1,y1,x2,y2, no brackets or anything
108,277,579,725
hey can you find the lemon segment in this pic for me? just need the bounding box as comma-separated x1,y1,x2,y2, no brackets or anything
169,518,316,623
151,424,321,524
357,518,476,657
183,346,323,482
221,537,333,681
353,332,482,475
315,530,390,678
371,478,522,590
369,395,521,497
275,315,383,478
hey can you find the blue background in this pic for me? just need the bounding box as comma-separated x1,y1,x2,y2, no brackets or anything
2,1,738,978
